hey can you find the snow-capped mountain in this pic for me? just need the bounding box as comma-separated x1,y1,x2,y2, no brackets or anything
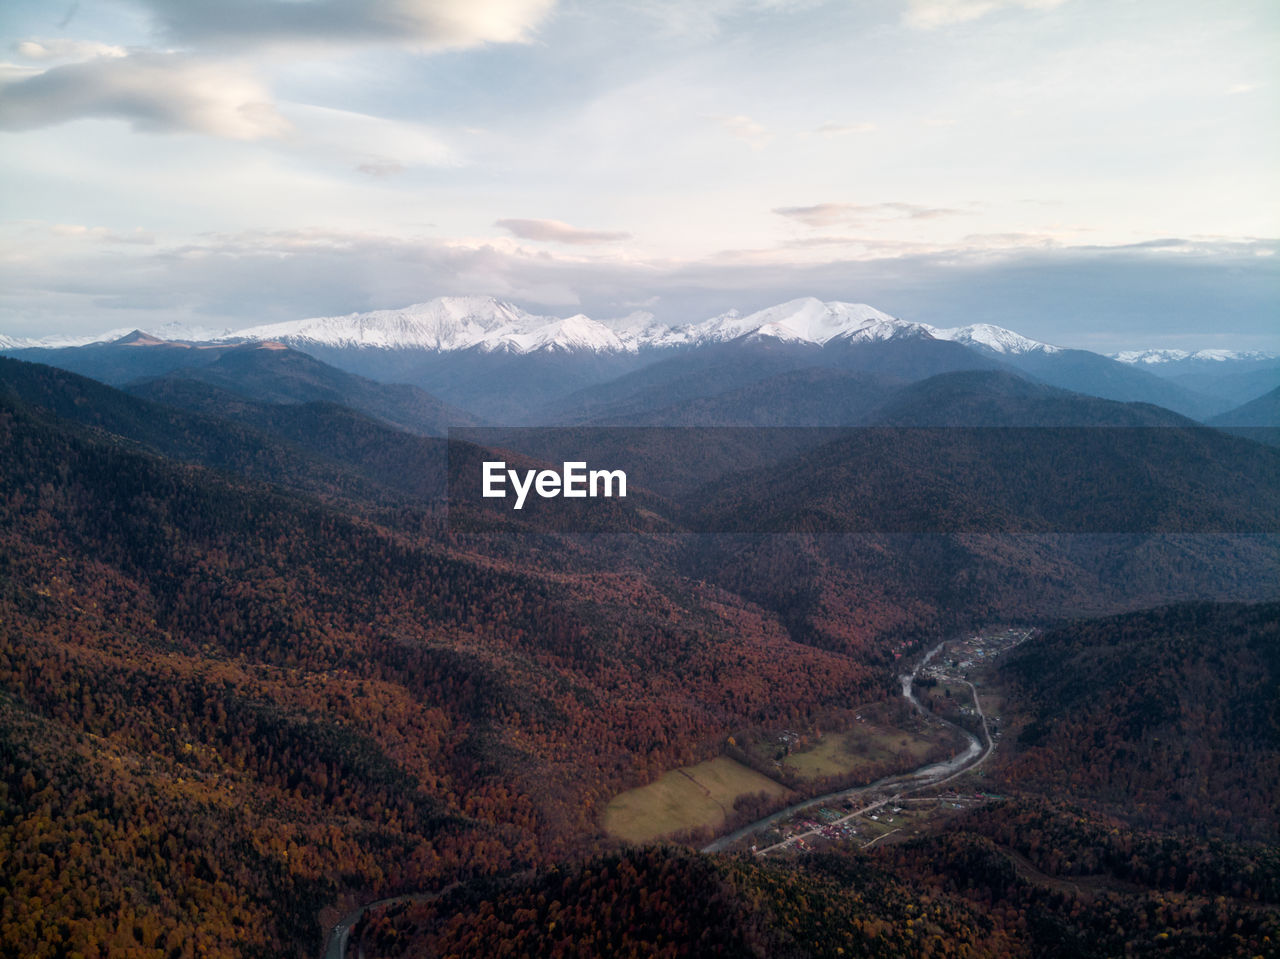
0,296,1104,361
672,298,913,347
4,294,1266,422
4,328,135,349
481,313,631,354
222,296,633,354
1112,349,1278,365
928,322,1060,355
2,321,232,350
213,295,926,355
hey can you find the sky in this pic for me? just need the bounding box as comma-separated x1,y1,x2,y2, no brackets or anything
0,0,1276,352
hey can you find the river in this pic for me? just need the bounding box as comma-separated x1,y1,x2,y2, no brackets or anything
702,635,988,854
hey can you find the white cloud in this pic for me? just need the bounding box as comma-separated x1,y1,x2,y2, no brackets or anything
495,218,631,244
0,53,290,139
774,202,966,228
627,0,820,39
715,114,772,149
281,103,456,170
138,0,558,53
2,227,1274,352
814,121,876,137
48,224,156,245
14,39,127,61
903,0,1067,30
356,159,406,178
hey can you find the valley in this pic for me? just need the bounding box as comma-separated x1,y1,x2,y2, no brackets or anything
0,299,1276,958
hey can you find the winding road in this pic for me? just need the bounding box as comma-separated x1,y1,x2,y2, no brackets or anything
322,635,1003,956
702,636,995,856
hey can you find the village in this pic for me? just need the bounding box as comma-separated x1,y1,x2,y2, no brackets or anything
743,790,1001,857
714,627,1035,859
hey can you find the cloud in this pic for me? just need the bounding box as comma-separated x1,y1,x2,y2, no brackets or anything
48,224,156,245
1,227,1276,353
137,0,557,52
626,0,822,39
903,0,1067,30
774,202,966,228
283,103,455,170
357,159,406,178
0,53,290,139
715,114,772,149
15,39,127,61
495,218,631,244
814,121,876,137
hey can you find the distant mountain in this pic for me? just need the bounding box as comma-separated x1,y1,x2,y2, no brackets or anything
926,322,1060,356
0,320,234,350
1113,348,1278,366
932,337,1224,419
683,417,1280,535
1112,348,1280,409
222,296,921,355
1,331,237,384
1206,385,1280,447
134,342,477,436
223,295,635,354
0,356,449,505
1209,385,1280,428
549,336,1003,425
609,367,906,426
864,370,1195,427
4,297,1271,424
668,298,910,347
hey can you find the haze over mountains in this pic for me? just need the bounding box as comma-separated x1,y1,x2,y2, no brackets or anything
4,295,1276,425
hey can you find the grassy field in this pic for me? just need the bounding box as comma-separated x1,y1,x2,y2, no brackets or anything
603,757,791,844
782,721,942,782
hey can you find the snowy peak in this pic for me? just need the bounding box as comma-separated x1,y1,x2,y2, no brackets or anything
678,298,911,347
480,313,631,354
224,296,533,351
928,323,1060,355
0,321,230,350
1112,348,1278,365
10,295,1268,363
219,296,631,355
113,330,187,348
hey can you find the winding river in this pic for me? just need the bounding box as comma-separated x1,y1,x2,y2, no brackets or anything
322,635,993,956
702,636,989,854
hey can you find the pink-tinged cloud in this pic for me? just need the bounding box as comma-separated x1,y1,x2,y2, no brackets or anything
774,202,966,228
495,218,631,244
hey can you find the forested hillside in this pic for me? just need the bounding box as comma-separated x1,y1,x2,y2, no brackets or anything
995,602,1280,841
1,359,1277,956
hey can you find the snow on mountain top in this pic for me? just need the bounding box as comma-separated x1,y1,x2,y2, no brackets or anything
0,321,232,350
11,328,136,348
928,322,1060,355
10,295,1269,361
1112,348,1278,364
222,296,536,350
480,313,632,354
680,298,908,346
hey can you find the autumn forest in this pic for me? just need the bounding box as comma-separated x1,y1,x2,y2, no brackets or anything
1,350,1277,958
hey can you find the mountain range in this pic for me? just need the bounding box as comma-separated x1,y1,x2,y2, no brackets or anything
6,295,1276,425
